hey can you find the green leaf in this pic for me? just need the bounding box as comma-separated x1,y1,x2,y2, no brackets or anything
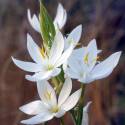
39,1,56,51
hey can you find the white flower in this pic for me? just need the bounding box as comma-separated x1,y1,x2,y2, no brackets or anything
81,102,92,125
19,77,82,124
12,32,73,82
66,39,122,83
27,3,67,33
54,3,67,30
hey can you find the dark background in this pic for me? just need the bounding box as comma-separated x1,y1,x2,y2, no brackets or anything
0,0,125,125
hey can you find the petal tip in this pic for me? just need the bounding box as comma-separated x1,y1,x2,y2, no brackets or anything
117,51,122,56
11,57,17,64
11,56,14,61
19,106,24,113
83,101,92,112
58,3,63,7
78,24,82,29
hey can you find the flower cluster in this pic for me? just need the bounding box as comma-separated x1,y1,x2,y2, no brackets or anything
12,1,121,125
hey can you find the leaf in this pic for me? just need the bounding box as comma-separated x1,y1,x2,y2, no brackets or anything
39,1,56,51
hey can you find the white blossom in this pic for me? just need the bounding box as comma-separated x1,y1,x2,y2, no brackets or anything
12,32,73,82
27,3,67,33
66,39,122,83
19,77,82,124
54,3,67,30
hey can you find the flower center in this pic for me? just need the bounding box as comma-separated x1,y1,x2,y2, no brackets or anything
47,64,54,71
50,106,59,113
83,52,100,65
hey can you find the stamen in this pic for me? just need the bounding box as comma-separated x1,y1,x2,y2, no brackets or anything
84,53,89,64
50,106,59,113
47,65,54,71
40,47,46,58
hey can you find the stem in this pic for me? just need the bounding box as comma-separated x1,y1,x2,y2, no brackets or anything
51,77,59,89
79,84,85,106
60,117,65,125
76,84,85,125
56,81,63,94
51,68,65,94
70,110,77,125
76,106,83,125
44,122,48,125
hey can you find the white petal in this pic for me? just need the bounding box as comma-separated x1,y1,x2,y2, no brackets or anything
91,51,122,80
65,25,82,49
55,109,66,118
49,31,64,64
54,3,67,29
62,60,68,72
25,70,53,81
66,68,79,79
61,89,82,111
19,100,47,115
58,77,72,106
86,39,98,69
51,68,61,77
27,9,41,33
78,73,94,84
68,56,82,73
37,80,49,100
12,57,40,72
79,76,94,84
61,9,67,28
37,80,57,107
21,112,53,124
83,102,92,112
82,102,92,125
71,47,84,60
27,34,43,64
87,39,97,52
55,46,73,67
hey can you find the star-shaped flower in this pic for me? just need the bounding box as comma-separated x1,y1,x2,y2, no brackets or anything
19,77,82,124
66,39,122,83
27,3,67,33
12,31,73,82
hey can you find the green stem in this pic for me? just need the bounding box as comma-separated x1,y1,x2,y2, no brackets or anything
44,122,48,125
56,81,63,94
77,106,83,125
79,84,85,106
51,77,59,88
70,110,77,125
60,117,65,125
76,84,85,125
